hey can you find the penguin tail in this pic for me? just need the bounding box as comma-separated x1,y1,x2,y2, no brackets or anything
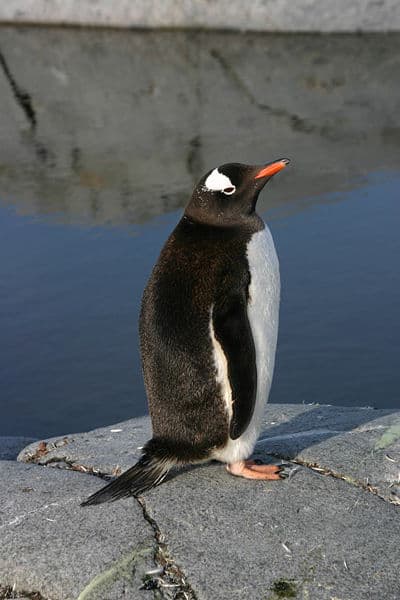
81,446,173,507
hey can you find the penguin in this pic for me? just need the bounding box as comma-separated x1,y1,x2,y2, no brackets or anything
82,158,290,506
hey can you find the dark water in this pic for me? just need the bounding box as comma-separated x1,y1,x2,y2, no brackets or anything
1,28,400,437
1,173,399,438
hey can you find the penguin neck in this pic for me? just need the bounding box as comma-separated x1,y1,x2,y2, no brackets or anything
182,210,264,233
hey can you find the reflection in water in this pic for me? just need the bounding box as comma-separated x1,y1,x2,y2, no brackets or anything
0,174,399,437
0,28,399,224
0,28,400,437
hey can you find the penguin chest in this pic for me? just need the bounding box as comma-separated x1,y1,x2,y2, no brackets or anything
213,225,280,464
247,226,280,427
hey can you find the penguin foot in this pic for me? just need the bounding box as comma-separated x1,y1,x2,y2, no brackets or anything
226,460,285,481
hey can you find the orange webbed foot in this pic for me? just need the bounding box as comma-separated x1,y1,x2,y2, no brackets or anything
226,459,288,481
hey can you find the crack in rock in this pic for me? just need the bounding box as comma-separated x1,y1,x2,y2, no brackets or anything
41,455,116,478
21,456,197,599
270,452,398,505
0,50,36,129
23,438,70,462
23,448,122,479
137,496,198,600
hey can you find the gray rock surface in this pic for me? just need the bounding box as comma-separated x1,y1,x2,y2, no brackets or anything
19,416,151,476
19,404,400,503
0,461,156,600
145,459,400,600
0,0,399,31
4,404,400,598
0,28,399,226
0,437,37,460
255,405,400,504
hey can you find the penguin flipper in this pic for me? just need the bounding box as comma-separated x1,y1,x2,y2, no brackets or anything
81,452,171,506
213,290,257,440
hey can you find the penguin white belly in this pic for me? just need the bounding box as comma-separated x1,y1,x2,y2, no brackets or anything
213,225,280,464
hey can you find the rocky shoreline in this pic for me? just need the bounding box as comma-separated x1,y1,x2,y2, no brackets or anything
1,403,399,599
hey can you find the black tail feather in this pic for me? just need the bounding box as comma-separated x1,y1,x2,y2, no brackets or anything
81,452,172,506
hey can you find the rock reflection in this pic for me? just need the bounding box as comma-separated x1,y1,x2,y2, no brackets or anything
0,28,399,224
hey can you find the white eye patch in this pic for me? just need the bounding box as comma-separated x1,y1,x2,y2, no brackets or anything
204,168,236,195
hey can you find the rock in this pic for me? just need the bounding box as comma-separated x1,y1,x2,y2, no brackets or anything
18,416,151,475
19,404,400,502
7,403,400,599
145,457,400,600
255,404,400,503
0,461,156,600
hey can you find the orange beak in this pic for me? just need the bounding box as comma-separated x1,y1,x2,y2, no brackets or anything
254,158,290,179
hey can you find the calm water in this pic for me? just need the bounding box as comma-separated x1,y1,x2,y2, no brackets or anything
1,173,399,437
1,28,400,437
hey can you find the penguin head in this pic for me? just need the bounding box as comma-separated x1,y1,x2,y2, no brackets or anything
185,158,290,226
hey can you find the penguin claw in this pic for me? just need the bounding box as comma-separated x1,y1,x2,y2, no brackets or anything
258,462,294,480
276,463,292,471
277,463,299,480
278,468,289,479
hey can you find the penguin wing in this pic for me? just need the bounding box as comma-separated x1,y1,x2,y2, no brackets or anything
213,288,257,440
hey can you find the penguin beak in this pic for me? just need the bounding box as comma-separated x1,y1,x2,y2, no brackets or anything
254,158,290,180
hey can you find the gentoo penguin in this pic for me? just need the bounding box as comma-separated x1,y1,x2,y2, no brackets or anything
82,158,289,506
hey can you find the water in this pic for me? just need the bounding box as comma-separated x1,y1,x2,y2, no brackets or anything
0,28,399,437
1,173,399,438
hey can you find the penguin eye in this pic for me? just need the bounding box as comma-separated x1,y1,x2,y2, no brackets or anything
222,186,236,195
